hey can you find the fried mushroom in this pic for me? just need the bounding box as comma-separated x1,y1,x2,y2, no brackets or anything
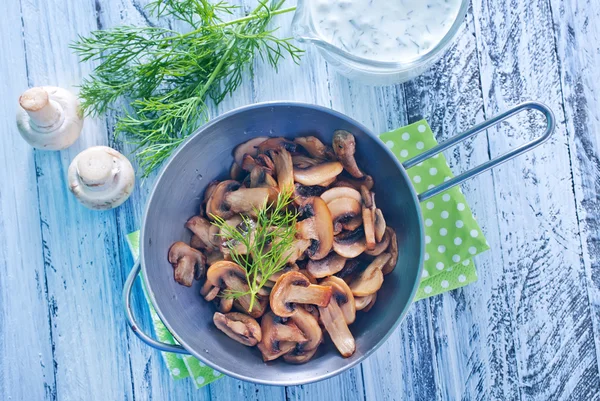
257,311,306,361
294,136,329,160
206,180,241,220
207,261,266,317
270,271,333,318
321,276,355,325
320,186,362,204
224,186,278,216
293,162,344,186
332,130,365,178
349,253,391,297
168,242,206,287
306,252,347,278
233,136,269,166
284,307,323,364
333,228,367,258
382,228,399,275
327,197,362,235
296,197,334,260
269,147,294,193
213,312,262,346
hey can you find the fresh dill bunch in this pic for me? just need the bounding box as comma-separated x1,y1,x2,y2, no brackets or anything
71,0,302,177
211,190,298,311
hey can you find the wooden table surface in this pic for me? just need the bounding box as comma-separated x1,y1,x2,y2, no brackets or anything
2,0,599,400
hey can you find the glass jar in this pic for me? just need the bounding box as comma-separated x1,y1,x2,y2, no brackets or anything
292,0,470,85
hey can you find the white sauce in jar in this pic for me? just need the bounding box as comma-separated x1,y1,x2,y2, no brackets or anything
310,0,463,62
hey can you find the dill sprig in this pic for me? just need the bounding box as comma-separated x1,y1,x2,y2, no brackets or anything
211,191,297,311
71,0,302,177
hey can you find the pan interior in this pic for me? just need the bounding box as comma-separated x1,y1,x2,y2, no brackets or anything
141,103,423,385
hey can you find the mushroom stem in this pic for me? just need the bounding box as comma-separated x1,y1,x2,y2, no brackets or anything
286,285,333,307
319,300,356,357
19,87,63,130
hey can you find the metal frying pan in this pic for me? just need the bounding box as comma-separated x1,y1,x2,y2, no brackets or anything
124,101,554,385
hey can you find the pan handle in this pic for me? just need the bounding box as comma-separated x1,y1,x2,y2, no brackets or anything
402,101,555,202
123,260,191,354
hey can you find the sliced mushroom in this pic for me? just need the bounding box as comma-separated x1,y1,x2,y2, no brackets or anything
320,186,362,204
382,228,398,275
207,261,265,317
318,291,355,357
349,253,391,297
294,136,329,159
268,148,294,193
249,166,278,188
374,209,386,243
298,269,318,284
257,137,296,154
321,276,355,325
285,239,312,264
292,155,321,169
294,183,327,206
364,228,391,256
354,293,375,311
168,242,206,287
213,312,262,346
294,162,344,186
270,271,333,317
206,248,226,265
255,153,275,171
186,216,217,250
333,228,367,258
206,180,241,220
284,306,323,364
362,205,376,251
241,154,258,172
214,295,234,313
203,286,220,302
233,136,269,166
333,130,364,178
342,215,363,231
224,187,278,216
190,234,207,250
296,197,334,260
335,259,362,283
306,252,347,278
200,280,217,298
332,175,374,191
230,162,245,181
268,263,300,282
328,197,362,235
362,292,377,312
233,297,268,319
201,180,219,216
257,311,306,361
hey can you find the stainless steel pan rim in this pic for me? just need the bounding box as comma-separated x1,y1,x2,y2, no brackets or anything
124,100,555,386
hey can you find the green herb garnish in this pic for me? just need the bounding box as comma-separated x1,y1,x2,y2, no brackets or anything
211,191,298,311
71,0,302,177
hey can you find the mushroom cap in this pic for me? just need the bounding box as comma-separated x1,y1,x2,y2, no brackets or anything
364,227,391,256
332,228,367,258
362,205,376,251
206,261,266,316
321,276,356,325
257,137,297,154
224,186,278,216
186,216,219,250
332,130,364,178
233,136,269,166
354,293,375,311
294,183,326,205
206,180,241,220
294,136,329,159
293,162,344,186
283,306,323,363
270,271,333,318
67,146,135,210
361,292,377,312
283,346,318,364
374,208,386,242
306,252,347,278
382,228,399,275
213,312,262,346
320,186,362,204
318,294,356,358
257,311,305,361
327,197,362,234
168,241,206,287
17,86,83,150
349,253,391,297
249,166,277,188
296,197,334,261
268,148,294,194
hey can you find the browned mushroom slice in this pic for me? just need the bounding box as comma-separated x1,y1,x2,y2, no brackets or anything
333,228,367,258
335,259,362,283
374,209,387,243
292,155,321,169
241,154,258,172
270,271,333,317
294,183,326,206
321,276,356,324
306,252,347,278
249,165,278,188
296,197,334,260
224,186,278,216
257,311,306,361
168,242,206,287
213,312,262,346
200,280,218,299
285,238,312,264
284,307,323,364
328,197,362,235
294,162,344,186
207,261,265,317
294,136,329,159
268,148,294,193
201,180,219,215
214,296,234,313
190,234,207,250
320,186,362,204
230,162,245,181
362,205,376,251
332,130,365,178
186,216,217,250
255,153,275,171
205,248,226,265
206,180,241,220
332,175,374,191
354,293,375,311
364,227,391,256
342,215,363,231
268,263,300,282
233,297,268,319
382,227,399,275
362,292,377,312
319,293,355,357
298,269,318,284
233,136,269,166
349,253,391,297
257,137,296,154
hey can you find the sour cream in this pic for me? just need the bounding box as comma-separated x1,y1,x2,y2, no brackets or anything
310,0,463,62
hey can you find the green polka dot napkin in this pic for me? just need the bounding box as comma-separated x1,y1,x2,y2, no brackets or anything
378,120,489,300
124,119,488,385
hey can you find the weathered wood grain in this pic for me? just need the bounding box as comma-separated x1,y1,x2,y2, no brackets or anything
0,1,56,400
472,0,600,399
550,0,600,385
